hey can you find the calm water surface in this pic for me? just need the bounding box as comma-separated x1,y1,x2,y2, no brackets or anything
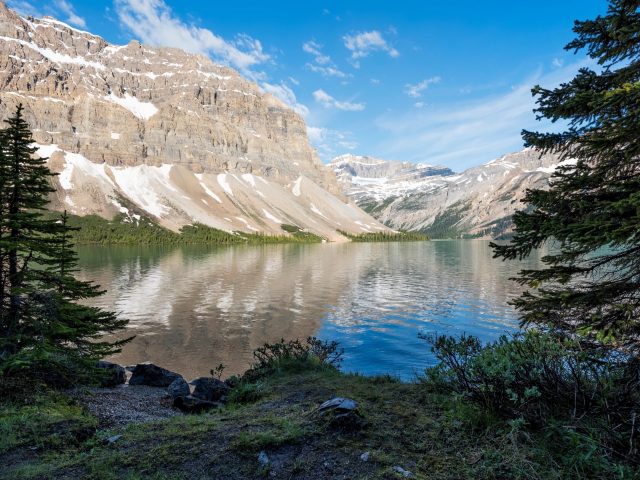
77,240,543,380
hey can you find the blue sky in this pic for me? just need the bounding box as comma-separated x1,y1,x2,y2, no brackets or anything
9,0,607,170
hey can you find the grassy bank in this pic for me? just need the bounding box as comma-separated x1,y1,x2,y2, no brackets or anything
2,360,634,479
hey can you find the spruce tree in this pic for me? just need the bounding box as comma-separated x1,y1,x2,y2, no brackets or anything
0,105,128,369
492,0,640,351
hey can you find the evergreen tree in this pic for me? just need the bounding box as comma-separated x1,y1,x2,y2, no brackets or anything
492,0,640,351
0,105,128,369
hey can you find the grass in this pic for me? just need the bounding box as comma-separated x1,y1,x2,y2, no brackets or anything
1,364,637,479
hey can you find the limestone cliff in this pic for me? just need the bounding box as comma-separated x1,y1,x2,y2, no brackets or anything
0,4,385,240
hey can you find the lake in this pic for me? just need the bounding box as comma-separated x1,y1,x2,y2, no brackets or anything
77,240,543,380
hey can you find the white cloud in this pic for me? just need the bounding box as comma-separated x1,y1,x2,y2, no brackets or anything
414,101,425,108
313,89,365,111
54,0,86,28
343,30,399,62
552,57,564,68
376,59,596,170
405,76,441,98
307,126,358,161
6,0,40,16
261,82,309,117
114,0,270,78
302,40,348,78
370,78,381,85
306,63,348,78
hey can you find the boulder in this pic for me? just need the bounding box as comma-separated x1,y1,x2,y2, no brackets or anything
96,361,126,387
318,397,358,414
329,411,368,432
173,395,220,414
167,377,190,399
190,377,230,402
129,363,182,387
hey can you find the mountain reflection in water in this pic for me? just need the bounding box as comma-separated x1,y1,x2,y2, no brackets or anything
77,240,543,380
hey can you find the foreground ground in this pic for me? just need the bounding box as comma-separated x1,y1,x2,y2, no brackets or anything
0,365,634,480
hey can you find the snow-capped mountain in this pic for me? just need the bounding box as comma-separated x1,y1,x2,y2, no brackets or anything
0,3,388,241
331,150,565,238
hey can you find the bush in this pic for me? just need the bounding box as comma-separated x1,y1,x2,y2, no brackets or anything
423,331,640,462
243,337,343,381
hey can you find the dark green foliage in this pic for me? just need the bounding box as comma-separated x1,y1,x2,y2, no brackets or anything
425,332,640,463
56,213,323,245
420,201,470,238
280,224,323,241
243,337,343,381
0,106,128,377
338,229,429,242
491,1,640,351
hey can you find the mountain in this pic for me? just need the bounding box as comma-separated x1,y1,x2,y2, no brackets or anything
0,4,388,241
330,149,565,239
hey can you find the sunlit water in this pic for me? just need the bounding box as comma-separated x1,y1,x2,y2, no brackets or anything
77,240,543,380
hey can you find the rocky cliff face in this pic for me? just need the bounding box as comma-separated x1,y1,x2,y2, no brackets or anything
331,150,566,238
0,4,386,240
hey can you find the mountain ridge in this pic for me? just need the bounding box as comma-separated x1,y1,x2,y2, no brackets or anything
330,149,565,239
0,3,389,241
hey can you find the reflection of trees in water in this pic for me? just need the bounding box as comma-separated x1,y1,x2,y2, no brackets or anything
76,241,544,378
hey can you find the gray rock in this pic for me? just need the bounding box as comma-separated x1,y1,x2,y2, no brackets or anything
360,451,370,462
173,395,220,414
190,377,230,402
96,361,126,387
106,434,122,444
393,466,414,478
129,363,182,387
318,397,358,413
257,451,270,467
329,411,367,431
167,377,190,399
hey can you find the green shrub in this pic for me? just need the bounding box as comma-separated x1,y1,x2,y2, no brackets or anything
243,337,343,381
423,331,640,463
228,381,267,404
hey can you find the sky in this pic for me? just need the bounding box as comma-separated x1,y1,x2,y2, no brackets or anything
8,0,608,170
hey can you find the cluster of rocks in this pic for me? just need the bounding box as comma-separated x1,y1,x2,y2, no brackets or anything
97,361,230,413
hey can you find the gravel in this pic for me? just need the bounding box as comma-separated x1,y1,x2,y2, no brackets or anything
70,384,183,427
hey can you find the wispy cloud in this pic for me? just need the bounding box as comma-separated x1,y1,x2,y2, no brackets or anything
262,82,309,117
6,0,40,16
376,59,595,169
307,126,358,160
302,40,349,78
404,76,441,98
313,89,365,111
343,30,398,66
7,0,85,28
114,0,270,78
54,0,86,28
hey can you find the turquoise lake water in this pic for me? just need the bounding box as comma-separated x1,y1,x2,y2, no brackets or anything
77,240,543,380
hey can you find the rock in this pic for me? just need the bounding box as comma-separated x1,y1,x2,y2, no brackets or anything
96,361,126,387
393,466,414,478
257,451,270,467
329,412,368,432
318,397,358,413
173,395,220,414
190,377,230,402
106,434,122,444
167,377,190,399
360,451,370,462
129,363,182,387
